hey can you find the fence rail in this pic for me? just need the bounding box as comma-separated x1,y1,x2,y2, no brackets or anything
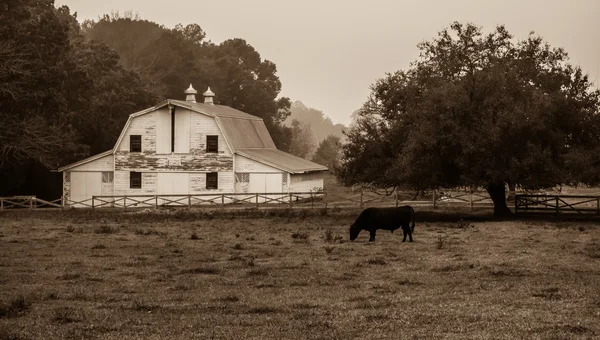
3,190,599,215
0,189,496,211
515,194,600,216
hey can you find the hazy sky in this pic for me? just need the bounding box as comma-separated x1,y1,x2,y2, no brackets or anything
56,0,600,125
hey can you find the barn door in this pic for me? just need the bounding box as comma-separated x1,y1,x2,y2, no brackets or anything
249,173,282,203
157,173,189,206
70,172,102,207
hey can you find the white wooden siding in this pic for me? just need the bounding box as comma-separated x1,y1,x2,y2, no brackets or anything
157,173,189,194
190,112,231,155
290,173,324,193
174,109,190,153
155,108,171,154
63,172,71,203
117,111,156,153
235,155,280,173
249,173,283,193
67,154,113,172
70,172,102,206
113,171,157,195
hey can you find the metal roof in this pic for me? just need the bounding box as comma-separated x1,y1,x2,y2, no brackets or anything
237,148,328,174
57,150,113,172
169,100,261,120
216,117,276,150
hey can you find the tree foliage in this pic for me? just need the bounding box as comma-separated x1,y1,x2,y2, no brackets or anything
1,2,291,198
83,17,292,149
338,22,600,215
0,2,159,197
288,119,316,159
312,135,342,170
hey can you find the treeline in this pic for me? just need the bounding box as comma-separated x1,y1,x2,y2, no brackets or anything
0,1,293,199
285,101,347,169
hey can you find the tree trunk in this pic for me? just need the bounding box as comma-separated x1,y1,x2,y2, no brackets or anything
486,183,513,217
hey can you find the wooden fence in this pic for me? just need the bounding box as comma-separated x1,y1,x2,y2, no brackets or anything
515,194,600,216
0,196,62,210
1,188,497,211
4,190,598,215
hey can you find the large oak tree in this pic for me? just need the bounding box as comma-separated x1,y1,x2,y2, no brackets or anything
338,22,600,216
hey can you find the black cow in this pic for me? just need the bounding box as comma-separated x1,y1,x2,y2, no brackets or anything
349,206,415,242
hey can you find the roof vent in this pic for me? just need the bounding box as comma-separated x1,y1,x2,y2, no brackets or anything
184,84,197,102
203,87,215,105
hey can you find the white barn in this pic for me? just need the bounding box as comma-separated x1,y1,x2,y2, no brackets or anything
58,85,327,207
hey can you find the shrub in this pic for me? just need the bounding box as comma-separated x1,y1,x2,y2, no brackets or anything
436,234,448,249
0,296,29,319
291,231,308,239
232,243,243,250
247,306,278,314
53,307,81,324
94,225,117,234
324,229,334,243
180,266,219,275
190,233,199,240
367,257,387,265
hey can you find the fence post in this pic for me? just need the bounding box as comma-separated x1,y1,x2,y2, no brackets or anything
30,197,33,210
432,190,436,208
395,190,398,207
360,190,363,208
514,195,518,215
92,196,95,210
124,196,127,211
1,198,3,211
187,195,191,210
155,196,158,210
324,191,328,209
256,193,259,209
469,188,473,211
555,196,559,216
221,194,225,208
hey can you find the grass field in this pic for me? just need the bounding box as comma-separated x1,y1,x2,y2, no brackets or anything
1,209,599,340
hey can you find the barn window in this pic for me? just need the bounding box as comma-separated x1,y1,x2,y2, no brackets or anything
206,172,218,189
130,135,142,152
101,172,114,183
130,172,142,189
282,173,288,186
235,173,249,183
64,172,70,183
206,135,218,153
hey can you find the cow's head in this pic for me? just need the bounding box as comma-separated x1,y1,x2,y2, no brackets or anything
349,224,361,241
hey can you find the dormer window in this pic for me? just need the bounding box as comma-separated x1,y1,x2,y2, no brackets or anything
207,135,218,153
130,135,142,152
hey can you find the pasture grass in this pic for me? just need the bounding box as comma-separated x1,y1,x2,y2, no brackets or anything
0,209,599,339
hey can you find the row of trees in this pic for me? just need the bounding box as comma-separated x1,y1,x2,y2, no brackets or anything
337,22,600,216
0,1,293,198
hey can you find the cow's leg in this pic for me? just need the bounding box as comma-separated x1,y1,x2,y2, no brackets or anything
408,228,413,242
369,230,376,242
402,228,407,242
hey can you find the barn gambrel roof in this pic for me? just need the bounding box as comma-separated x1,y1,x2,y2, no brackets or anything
58,99,327,173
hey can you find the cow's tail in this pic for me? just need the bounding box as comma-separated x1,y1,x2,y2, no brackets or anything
410,206,415,231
